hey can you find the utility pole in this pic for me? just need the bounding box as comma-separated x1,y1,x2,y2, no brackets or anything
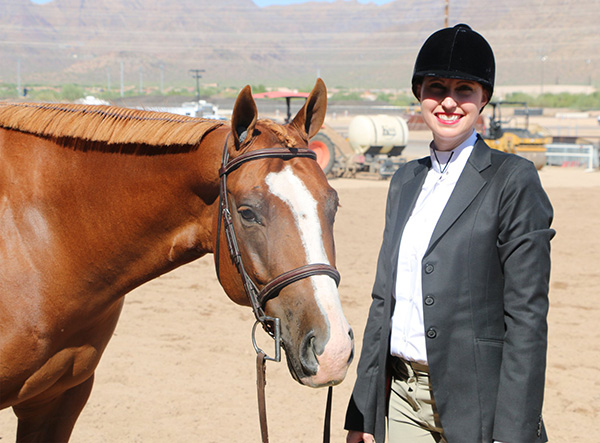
444,0,449,27
189,69,205,102
120,61,124,97
160,64,165,94
540,55,548,95
17,59,21,96
139,66,143,94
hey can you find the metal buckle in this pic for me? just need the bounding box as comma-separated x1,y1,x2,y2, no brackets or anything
252,317,281,362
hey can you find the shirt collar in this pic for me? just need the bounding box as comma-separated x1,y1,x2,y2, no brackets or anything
429,130,477,175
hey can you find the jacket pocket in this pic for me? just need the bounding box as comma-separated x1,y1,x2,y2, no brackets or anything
475,337,503,347
474,338,504,439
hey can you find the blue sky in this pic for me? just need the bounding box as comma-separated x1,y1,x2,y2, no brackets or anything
32,0,395,5
254,0,394,5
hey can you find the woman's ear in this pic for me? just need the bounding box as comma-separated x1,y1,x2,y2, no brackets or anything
482,89,490,107
479,89,491,113
415,83,423,101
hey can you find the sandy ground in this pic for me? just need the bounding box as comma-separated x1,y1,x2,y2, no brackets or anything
1,164,600,442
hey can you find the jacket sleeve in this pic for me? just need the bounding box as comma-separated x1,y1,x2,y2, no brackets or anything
344,176,399,435
493,159,555,442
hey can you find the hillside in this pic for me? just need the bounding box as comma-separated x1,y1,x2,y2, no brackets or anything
0,0,598,90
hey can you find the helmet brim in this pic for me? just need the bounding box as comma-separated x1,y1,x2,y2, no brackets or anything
411,71,494,100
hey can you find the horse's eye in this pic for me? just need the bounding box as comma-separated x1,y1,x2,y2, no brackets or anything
238,208,258,223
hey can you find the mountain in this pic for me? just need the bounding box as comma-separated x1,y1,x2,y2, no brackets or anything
0,0,598,90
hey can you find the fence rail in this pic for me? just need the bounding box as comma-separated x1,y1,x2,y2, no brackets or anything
545,143,599,170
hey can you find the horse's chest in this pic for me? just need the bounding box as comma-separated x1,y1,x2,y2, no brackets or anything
2,345,101,408
1,300,123,408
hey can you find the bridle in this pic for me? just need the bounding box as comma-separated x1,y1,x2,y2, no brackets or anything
215,133,341,354
215,133,339,442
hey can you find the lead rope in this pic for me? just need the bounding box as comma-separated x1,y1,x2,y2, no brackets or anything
323,386,333,443
256,351,333,443
256,351,270,443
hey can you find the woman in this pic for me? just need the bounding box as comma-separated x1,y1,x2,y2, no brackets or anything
345,24,554,443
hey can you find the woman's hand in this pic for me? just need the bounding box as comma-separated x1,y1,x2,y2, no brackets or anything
346,430,375,443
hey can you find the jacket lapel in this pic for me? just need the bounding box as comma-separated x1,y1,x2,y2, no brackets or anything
426,138,492,254
389,158,429,266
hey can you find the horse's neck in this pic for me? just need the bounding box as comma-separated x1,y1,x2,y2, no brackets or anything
5,131,221,302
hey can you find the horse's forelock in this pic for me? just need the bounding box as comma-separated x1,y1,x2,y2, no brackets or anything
258,119,299,148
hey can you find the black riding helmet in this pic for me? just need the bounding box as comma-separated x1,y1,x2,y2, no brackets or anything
411,24,495,100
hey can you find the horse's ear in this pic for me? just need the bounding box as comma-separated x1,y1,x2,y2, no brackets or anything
231,85,258,150
290,78,327,139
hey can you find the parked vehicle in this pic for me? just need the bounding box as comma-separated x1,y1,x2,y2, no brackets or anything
483,101,551,170
253,92,409,178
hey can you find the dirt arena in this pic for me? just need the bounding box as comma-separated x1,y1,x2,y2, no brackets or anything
1,151,599,442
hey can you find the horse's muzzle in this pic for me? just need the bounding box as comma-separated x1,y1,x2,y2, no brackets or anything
295,326,354,388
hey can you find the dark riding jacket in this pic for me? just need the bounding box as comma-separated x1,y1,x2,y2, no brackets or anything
345,137,554,443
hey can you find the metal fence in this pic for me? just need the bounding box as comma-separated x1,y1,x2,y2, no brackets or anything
545,143,599,170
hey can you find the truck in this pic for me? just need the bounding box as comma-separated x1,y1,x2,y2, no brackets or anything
483,101,551,170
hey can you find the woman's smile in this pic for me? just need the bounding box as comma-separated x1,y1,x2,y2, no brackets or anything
435,113,463,124
417,77,489,151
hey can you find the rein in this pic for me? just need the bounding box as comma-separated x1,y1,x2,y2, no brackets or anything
215,133,339,442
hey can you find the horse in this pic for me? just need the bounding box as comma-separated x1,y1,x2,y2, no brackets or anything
0,78,354,442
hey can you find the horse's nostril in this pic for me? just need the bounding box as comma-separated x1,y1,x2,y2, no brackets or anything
348,328,354,341
300,332,319,377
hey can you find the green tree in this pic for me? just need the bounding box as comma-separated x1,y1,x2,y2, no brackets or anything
61,84,84,101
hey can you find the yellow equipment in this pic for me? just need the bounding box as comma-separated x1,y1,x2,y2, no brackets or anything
483,101,551,170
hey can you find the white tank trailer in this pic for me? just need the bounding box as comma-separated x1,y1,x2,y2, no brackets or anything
348,114,409,156
313,115,409,178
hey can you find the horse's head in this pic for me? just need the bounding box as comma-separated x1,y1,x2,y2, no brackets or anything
214,79,353,387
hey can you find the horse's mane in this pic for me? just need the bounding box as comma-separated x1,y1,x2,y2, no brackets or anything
0,102,225,147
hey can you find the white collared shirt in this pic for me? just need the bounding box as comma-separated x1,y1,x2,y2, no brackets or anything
390,130,477,364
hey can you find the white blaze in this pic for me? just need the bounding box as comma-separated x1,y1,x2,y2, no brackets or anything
265,165,336,302
265,165,351,384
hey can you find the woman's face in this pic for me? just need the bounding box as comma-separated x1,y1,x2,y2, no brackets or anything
416,77,489,151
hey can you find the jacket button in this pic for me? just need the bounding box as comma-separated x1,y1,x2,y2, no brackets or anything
426,328,437,339
424,263,434,274
424,295,435,306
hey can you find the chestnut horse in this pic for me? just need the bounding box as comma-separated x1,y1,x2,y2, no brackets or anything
0,79,353,442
